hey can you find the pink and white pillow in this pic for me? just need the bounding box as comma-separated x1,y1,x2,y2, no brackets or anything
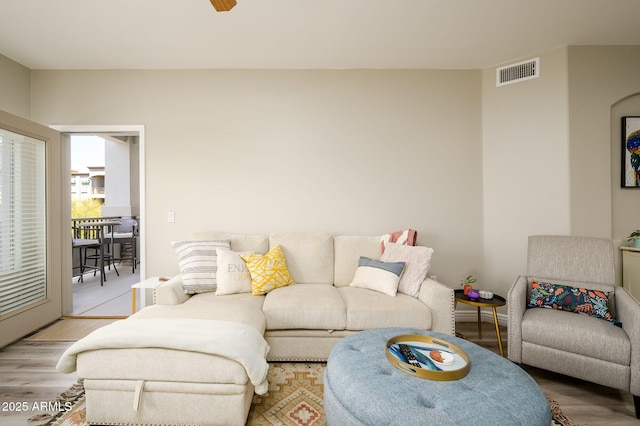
380,242,433,297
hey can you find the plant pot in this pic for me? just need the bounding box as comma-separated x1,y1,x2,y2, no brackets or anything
463,284,472,295
634,239,640,248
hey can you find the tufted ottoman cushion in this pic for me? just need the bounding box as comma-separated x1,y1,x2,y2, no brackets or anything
324,327,551,425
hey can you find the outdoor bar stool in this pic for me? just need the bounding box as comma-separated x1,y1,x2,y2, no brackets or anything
72,224,100,283
105,218,138,273
81,222,120,285
72,237,100,282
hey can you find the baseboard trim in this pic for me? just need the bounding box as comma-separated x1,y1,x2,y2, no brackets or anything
455,309,507,327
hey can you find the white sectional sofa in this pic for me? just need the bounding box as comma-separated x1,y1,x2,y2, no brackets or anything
69,232,455,425
153,232,455,360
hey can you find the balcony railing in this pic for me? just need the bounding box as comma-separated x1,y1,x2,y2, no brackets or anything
71,216,139,281
71,216,122,239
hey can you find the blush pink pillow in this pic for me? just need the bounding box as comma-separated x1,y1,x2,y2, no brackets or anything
380,242,433,297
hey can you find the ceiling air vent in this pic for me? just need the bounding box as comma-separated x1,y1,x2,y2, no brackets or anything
496,57,539,87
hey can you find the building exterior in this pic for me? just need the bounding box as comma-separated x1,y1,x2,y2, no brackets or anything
70,166,104,202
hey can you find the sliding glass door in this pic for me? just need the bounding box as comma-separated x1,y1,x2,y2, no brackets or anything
0,128,47,314
0,111,65,347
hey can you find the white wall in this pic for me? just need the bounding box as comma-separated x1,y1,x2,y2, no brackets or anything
481,48,571,300
102,137,132,217
3,44,640,326
480,46,640,299
5,46,639,307
566,46,640,281
0,54,30,119
612,95,640,241
567,46,640,241
30,69,483,284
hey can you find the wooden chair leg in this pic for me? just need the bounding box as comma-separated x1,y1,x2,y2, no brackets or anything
634,394,639,419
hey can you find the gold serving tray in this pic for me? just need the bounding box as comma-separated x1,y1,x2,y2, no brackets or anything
386,334,470,381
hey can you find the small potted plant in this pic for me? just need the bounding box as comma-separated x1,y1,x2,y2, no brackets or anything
460,275,477,296
627,230,640,248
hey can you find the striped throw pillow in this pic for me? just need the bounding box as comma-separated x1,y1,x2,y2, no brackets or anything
172,240,230,294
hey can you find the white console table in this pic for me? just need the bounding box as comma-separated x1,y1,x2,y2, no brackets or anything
620,246,640,300
131,276,169,314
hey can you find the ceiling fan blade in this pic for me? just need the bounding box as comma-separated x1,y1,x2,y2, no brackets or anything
210,0,237,12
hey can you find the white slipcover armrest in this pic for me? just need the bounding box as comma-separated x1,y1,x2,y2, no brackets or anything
507,275,529,363
154,275,191,305
615,288,640,395
418,277,455,335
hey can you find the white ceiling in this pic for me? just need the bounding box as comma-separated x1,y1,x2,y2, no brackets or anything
1,0,639,70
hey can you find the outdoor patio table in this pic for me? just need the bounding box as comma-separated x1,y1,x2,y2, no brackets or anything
79,220,121,286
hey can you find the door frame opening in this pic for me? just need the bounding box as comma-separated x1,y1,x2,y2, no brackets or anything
51,124,146,316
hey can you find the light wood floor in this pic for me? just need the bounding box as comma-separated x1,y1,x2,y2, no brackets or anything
0,340,77,425
0,322,637,425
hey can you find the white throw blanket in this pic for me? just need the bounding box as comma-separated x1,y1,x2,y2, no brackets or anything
56,319,270,394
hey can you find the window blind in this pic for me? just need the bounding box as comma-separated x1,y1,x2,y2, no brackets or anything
0,128,47,317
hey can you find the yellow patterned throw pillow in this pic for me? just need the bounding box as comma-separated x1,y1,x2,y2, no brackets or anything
241,245,295,295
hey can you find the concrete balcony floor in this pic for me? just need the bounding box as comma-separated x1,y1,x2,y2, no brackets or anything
72,263,140,316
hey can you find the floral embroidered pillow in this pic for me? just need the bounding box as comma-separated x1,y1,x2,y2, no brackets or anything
528,279,617,324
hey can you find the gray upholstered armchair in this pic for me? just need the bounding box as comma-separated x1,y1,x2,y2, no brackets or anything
508,235,639,419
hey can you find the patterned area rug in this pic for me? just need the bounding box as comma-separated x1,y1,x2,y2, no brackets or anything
248,363,325,426
27,380,85,426
29,363,577,426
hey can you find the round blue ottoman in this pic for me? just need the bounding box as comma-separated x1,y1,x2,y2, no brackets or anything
324,328,551,425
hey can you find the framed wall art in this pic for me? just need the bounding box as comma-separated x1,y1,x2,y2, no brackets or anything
622,116,640,188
